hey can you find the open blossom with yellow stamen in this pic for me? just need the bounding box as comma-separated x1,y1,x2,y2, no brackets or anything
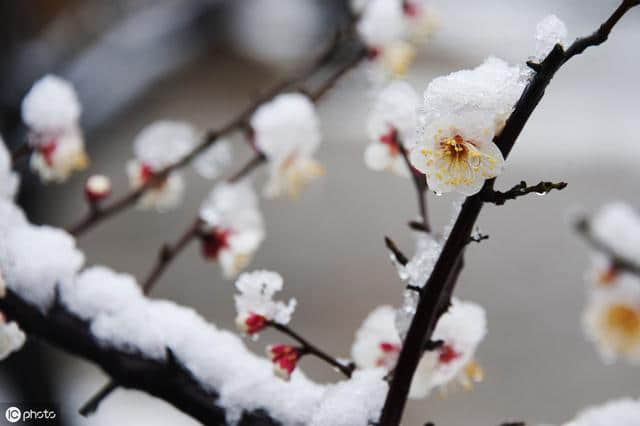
352,299,486,399
409,112,504,195
583,275,640,364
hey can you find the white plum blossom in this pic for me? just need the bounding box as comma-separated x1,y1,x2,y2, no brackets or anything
127,121,196,211
591,202,640,263
21,75,88,183
352,299,486,399
365,81,419,176
251,93,323,198
583,274,640,364
410,111,504,195
0,138,19,199
357,0,437,80
198,181,265,279
565,397,640,426
0,314,26,361
535,15,569,61
234,270,296,335
193,139,233,179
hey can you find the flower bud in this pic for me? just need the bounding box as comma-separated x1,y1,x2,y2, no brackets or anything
235,312,267,335
85,175,111,203
266,344,299,381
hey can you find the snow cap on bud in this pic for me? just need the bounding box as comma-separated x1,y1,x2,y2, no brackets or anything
22,75,81,132
235,312,267,335
266,344,300,380
85,175,112,203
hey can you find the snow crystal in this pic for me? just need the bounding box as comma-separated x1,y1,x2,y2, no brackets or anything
591,202,640,263
133,121,196,170
309,369,388,426
422,56,527,130
193,139,232,180
403,232,441,289
535,15,568,61
0,139,19,200
21,75,81,132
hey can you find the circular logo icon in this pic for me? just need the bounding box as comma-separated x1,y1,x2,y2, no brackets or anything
5,406,21,423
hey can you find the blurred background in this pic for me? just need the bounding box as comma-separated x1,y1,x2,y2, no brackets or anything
1,0,639,424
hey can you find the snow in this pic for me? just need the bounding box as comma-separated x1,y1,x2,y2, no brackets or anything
21,75,81,132
0,139,19,200
0,321,26,361
535,15,568,61
234,270,296,325
133,121,196,170
0,199,388,425
591,202,640,263
565,397,640,426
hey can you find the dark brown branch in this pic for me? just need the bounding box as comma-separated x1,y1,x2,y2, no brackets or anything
78,382,118,416
398,144,430,233
378,2,639,424
0,289,278,425
267,321,355,378
575,217,640,277
10,143,32,163
483,180,567,205
384,236,409,266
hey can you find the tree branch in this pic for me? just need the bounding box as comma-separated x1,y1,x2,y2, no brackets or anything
384,236,409,266
398,143,430,233
482,180,567,205
378,2,639,424
0,289,279,425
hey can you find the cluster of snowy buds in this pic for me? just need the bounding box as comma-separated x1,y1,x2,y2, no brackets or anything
266,344,301,380
250,93,323,199
582,203,640,364
84,174,112,204
21,75,88,183
199,181,265,278
352,298,486,398
355,0,438,80
126,121,196,211
234,270,296,335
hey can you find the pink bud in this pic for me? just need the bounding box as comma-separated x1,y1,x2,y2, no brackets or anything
85,175,111,203
235,313,267,335
266,344,299,381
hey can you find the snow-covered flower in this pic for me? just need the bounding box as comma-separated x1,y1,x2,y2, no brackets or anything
85,174,111,203
583,275,640,364
352,299,486,399
535,15,568,61
234,270,296,335
565,397,640,426
410,111,504,195
127,121,196,211
0,138,19,199
22,75,88,183
403,0,439,45
365,81,419,176
199,181,265,278
251,93,323,198
266,343,300,380
591,203,640,263
193,139,232,180
0,313,26,361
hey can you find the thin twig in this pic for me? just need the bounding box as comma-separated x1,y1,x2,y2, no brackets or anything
267,321,355,378
398,144,430,233
78,382,118,416
575,217,640,277
384,236,409,266
483,180,567,205
379,2,639,424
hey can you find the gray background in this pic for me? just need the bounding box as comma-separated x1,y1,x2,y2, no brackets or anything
5,0,640,424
